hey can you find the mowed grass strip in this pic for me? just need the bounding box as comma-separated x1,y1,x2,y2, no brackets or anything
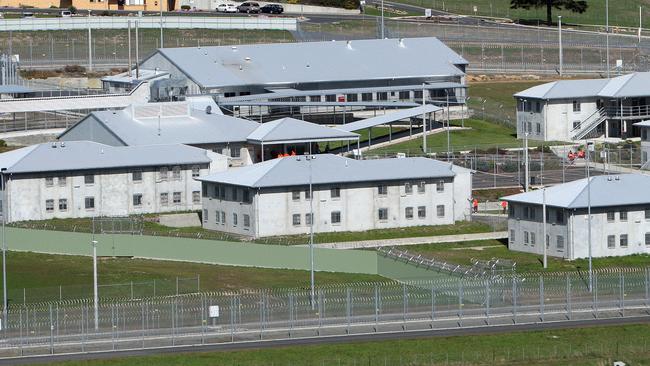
40,323,650,366
402,239,650,273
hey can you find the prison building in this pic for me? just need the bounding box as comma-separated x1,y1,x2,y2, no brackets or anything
197,154,472,238
514,72,650,142
635,120,650,167
58,103,360,166
0,141,227,223
502,174,650,260
134,37,468,117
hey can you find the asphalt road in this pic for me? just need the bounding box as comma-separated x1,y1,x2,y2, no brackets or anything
3,316,649,365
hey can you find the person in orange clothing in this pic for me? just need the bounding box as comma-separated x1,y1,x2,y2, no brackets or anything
501,200,507,214
472,198,479,213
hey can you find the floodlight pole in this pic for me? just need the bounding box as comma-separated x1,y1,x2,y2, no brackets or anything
606,0,610,77
558,16,563,77
92,218,98,331
446,89,451,161
306,156,315,310
524,132,529,192
422,84,427,154
127,20,132,79
380,0,385,39
160,0,164,48
87,10,92,72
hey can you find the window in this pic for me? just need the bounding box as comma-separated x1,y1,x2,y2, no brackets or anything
191,166,200,178
645,209,650,220
233,213,238,226
418,206,426,218
331,187,341,199
557,235,565,250
45,199,54,212
45,177,54,187
398,91,410,100
331,211,341,224
378,208,388,221
58,176,66,186
418,181,426,193
159,167,168,181
346,94,358,102
221,211,226,224
203,209,208,223
405,207,413,219
377,92,388,101
646,233,650,246
305,213,312,225
556,210,564,224
215,210,220,224
58,198,68,211
325,94,336,102
231,147,241,158
84,174,94,185
509,229,515,244
620,234,628,248
607,235,616,249
572,100,581,112
133,194,143,206
404,182,412,195
192,191,200,204
524,231,529,245
607,211,615,222
509,205,515,218
85,197,95,210
173,192,181,204
309,95,322,102
292,214,301,226
243,190,251,203
414,90,423,99
292,190,301,201
224,92,236,98
160,193,169,205
527,121,532,133
243,214,250,228
573,121,581,130
536,123,541,134
132,171,142,182
620,210,628,221
535,101,541,113
525,206,536,220
436,181,444,193
436,205,445,218
530,232,536,246
305,189,311,200
361,93,373,102
378,185,388,196
172,166,181,180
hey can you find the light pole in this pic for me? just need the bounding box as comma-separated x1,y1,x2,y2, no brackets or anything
1,168,6,330
87,10,92,72
160,0,164,48
586,141,593,292
380,0,385,39
542,188,547,269
92,220,98,330
558,15,563,77
524,132,529,192
422,84,427,154
606,0,610,77
299,155,316,310
445,89,451,161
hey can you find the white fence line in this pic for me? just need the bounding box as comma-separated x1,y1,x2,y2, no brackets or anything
0,16,297,31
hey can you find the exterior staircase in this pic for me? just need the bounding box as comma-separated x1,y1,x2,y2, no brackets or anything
571,107,607,140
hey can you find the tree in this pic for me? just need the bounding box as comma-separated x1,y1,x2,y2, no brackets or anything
510,0,588,26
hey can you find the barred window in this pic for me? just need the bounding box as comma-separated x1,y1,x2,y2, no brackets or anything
292,214,301,226
405,207,413,219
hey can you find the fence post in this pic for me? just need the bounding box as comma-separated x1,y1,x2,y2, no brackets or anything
289,292,294,337
485,279,490,325
49,304,54,354
619,270,625,317
171,298,175,346
402,283,407,331
566,274,571,320
259,291,264,340
458,280,464,327
594,273,599,317
230,296,235,342
176,277,179,296
646,267,649,313
131,281,134,300
431,284,436,325
512,277,517,324
318,289,323,335
539,275,544,322
374,285,379,331
346,287,351,334
141,300,145,349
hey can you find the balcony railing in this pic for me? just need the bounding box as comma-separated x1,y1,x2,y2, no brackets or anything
604,104,650,119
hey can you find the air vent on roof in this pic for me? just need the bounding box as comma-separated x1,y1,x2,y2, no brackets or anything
51,142,57,149
346,40,352,49
607,176,612,181
239,65,243,71
60,142,65,148
398,38,405,47
245,57,251,62
231,46,238,51
615,175,620,181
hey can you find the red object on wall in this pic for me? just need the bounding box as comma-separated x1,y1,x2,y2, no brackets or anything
338,96,345,102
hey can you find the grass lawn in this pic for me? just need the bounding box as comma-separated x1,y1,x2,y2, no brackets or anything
40,323,650,365
468,80,550,123
7,251,384,302
390,0,647,28
363,5,419,17
402,239,650,273
319,126,407,151
256,221,493,245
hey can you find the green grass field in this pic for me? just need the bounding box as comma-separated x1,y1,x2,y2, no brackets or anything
40,323,650,366
392,0,650,28
403,239,650,273
468,80,549,123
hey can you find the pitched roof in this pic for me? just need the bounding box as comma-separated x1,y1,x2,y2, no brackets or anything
514,72,650,100
0,141,211,174
502,174,650,209
150,37,467,89
197,154,458,188
246,117,359,143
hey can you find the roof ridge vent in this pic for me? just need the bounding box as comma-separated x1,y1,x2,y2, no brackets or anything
615,175,620,181
346,40,352,49
51,142,57,148
231,46,238,51
607,176,612,181
245,56,251,62
398,38,405,47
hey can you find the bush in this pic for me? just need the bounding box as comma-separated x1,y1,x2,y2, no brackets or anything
68,6,77,14
63,65,86,73
181,5,191,10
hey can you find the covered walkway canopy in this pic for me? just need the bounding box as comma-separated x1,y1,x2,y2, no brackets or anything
338,104,442,132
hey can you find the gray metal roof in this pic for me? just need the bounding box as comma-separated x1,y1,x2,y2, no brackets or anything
151,37,467,89
633,120,650,127
0,141,211,174
514,72,650,100
217,101,423,107
197,154,458,188
502,174,650,209
0,85,33,94
338,104,442,132
247,118,359,144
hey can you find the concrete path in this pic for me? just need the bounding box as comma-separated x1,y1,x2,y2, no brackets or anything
305,231,508,249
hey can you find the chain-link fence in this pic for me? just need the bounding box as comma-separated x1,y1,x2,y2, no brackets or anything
1,268,649,359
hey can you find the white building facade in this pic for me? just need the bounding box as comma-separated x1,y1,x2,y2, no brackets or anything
0,141,227,222
504,174,650,260
198,155,472,238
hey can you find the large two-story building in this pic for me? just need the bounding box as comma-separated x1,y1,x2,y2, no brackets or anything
0,141,226,222
503,174,650,259
197,154,472,238
515,72,650,142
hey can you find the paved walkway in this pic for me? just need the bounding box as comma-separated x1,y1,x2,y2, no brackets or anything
305,231,508,249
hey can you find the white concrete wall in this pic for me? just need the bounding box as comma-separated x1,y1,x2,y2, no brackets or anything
5,153,228,223
516,98,598,142
202,176,471,238
640,126,650,164
507,202,650,260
